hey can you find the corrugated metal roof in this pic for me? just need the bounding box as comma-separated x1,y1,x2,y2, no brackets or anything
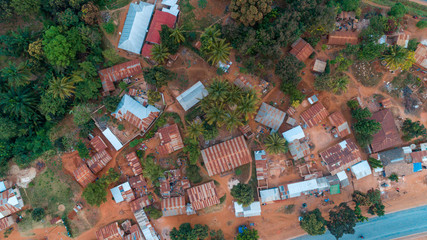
129,175,148,197
110,182,135,203
260,188,281,203
328,31,359,45
313,59,326,73
187,181,219,210
234,201,261,217
282,126,305,142
414,43,427,70
255,103,286,131
287,179,319,198
161,196,186,216
112,95,160,132
124,225,144,240
201,136,252,176
411,150,427,163
90,136,108,152
98,60,142,92
96,222,124,240
234,76,253,90
300,102,329,128
290,38,314,62
351,160,372,180
102,128,124,151
0,188,23,218
118,2,155,54
130,196,151,212
157,124,184,155
141,43,154,57
370,109,402,153
126,152,143,176
145,10,177,44
328,111,351,137
320,139,362,175
288,140,310,160
0,216,13,231
73,163,96,187
176,81,208,111
133,209,159,240
162,5,180,16
86,150,112,174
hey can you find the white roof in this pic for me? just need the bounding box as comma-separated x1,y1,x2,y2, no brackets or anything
7,196,18,206
378,35,387,44
161,0,178,6
0,182,6,193
336,171,348,181
282,126,305,142
260,188,281,203
287,179,318,198
162,5,179,17
351,160,372,180
176,81,208,111
113,95,160,123
110,182,132,203
421,143,427,151
234,201,261,217
134,209,159,240
118,2,155,54
102,128,124,151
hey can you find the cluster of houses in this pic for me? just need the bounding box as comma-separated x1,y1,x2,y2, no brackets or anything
0,181,24,232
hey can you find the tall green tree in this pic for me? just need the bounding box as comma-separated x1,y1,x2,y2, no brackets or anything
383,45,416,71
207,39,232,65
143,66,175,87
207,79,230,103
388,3,407,19
47,75,82,99
230,0,272,26
0,87,39,120
237,90,258,120
235,228,259,240
327,203,357,239
225,110,243,131
231,183,254,207
1,61,32,87
401,118,427,141
170,27,185,44
264,133,288,154
151,44,170,64
11,0,41,17
186,121,205,140
300,209,326,235
205,105,226,127
43,26,76,68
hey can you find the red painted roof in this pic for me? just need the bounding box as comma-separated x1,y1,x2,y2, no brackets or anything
90,136,108,152
370,109,402,153
98,60,142,92
161,196,186,216
411,150,427,163
301,102,329,128
96,222,124,240
86,150,113,174
320,139,363,175
187,181,219,211
141,44,154,57
157,124,184,156
73,163,96,187
290,38,314,62
126,152,143,176
201,136,252,176
145,11,177,44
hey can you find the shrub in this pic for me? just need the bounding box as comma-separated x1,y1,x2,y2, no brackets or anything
31,208,45,221
145,205,162,219
416,20,427,29
103,21,115,34
389,173,399,182
186,164,203,183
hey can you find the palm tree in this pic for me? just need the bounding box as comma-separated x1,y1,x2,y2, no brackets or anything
151,44,170,64
186,121,205,140
0,87,39,120
264,133,288,154
237,90,258,120
207,79,230,103
207,39,232,65
48,75,82,100
330,76,349,94
199,97,214,112
205,105,226,127
1,61,32,87
226,85,242,105
224,110,243,131
201,26,221,47
383,45,416,71
169,27,185,44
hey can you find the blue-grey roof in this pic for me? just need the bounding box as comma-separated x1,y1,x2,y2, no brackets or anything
255,103,286,131
118,2,155,54
176,81,208,111
112,95,160,122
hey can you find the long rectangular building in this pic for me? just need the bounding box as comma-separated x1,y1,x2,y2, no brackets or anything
201,136,252,176
187,181,219,211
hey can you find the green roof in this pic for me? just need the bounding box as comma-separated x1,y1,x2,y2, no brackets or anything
330,184,340,195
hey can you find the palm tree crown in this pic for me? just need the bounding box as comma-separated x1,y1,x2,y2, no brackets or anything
48,75,82,100
186,121,205,140
225,110,243,131
384,45,416,71
0,87,39,120
1,61,32,87
264,133,288,154
151,44,170,64
207,39,232,65
207,79,230,103
237,90,258,120
170,27,185,44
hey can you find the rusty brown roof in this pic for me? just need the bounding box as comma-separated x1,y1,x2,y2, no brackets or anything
73,163,96,187
161,196,186,216
370,109,402,153
124,225,144,240
98,60,142,92
396,32,410,47
414,43,427,70
86,150,113,174
328,31,359,45
130,196,151,212
381,98,393,108
126,152,143,176
411,150,427,163
90,136,108,152
290,38,314,62
129,175,148,197
320,139,363,175
201,136,252,176
96,222,124,240
301,102,329,128
187,181,219,211
255,103,286,131
157,124,184,156
0,216,14,231
328,111,351,137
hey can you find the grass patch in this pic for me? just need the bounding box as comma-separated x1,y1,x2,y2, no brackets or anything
198,0,208,8
234,164,251,183
367,0,427,17
276,204,296,214
100,0,131,10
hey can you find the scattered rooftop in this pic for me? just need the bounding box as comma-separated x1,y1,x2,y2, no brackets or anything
414,43,427,71
328,31,359,45
126,152,143,176
86,150,113,174
156,124,184,156
96,222,124,240
176,81,208,111
90,136,108,152
320,139,363,175
255,103,286,132
328,111,351,138
351,160,372,180
73,163,96,188
313,59,327,73
145,10,177,44
234,201,261,217
290,38,314,62
187,181,219,210
161,196,186,217
110,182,135,203
300,102,329,128
282,126,305,142
98,60,143,92
370,109,402,153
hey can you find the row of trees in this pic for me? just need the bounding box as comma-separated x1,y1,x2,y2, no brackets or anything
170,223,225,240
347,100,381,147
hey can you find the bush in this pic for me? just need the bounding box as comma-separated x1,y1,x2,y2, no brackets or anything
416,20,427,29
235,169,242,175
389,173,399,182
103,22,115,34
145,205,162,219
103,96,121,112
76,141,90,159
300,209,326,235
186,164,203,184
31,208,45,221
198,0,207,8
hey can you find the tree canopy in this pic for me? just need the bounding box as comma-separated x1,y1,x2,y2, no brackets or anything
327,203,357,239
300,209,326,235
230,0,273,26
231,183,254,207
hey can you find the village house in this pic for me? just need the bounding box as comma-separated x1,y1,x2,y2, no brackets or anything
370,109,402,153
259,188,281,203
327,31,359,45
86,150,113,174
234,76,253,90
156,124,184,156
129,175,149,197
161,196,186,217
0,216,14,232
289,38,314,62
328,111,351,138
142,10,177,57
98,60,143,93
234,201,262,217
300,102,329,128
133,208,160,240
350,160,372,180
255,102,286,132
0,188,24,218
101,128,124,151
201,135,252,176
73,163,96,188
90,136,108,152
282,126,310,160
414,43,427,71
130,196,152,211
320,139,363,175
372,146,419,177
187,181,220,211
312,59,327,73
110,182,136,203
126,152,143,176
96,222,124,240
254,150,268,188
124,224,144,240
176,81,209,111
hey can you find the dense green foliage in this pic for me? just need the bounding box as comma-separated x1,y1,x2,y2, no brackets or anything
300,209,326,235
145,205,163,219
264,133,288,154
143,66,176,87
416,20,427,29
235,228,259,240
186,164,203,184
388,3,407,19
348,103,381,147
229,0,272,26
389,173,399,182
82,168,120,206
231,183,254,207
352,189,385,216
327,203,357,239
401,118,427,141
368,157,383,169
141,155,165,187
314,74,349,95
31,208,46,221
170,223,211,240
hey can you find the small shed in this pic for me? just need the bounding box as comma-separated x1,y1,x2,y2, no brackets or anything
336,171,350,187
312,60,327,73
260,188,281,203
351,160,372,180
329,184,341,195
286,117,297,126
413,162,422,172
307,95,318,105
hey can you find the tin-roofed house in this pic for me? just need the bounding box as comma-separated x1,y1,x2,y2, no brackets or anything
133,208,160,240
328,111,351,138
312,59,327,73
124,225,144,240
374,148,413,177
118,2,155,54
370,109,402,153
282,126,310,160
145,10,177,44
300,102,329,128
0,188,24,218
351,160,372,180
98,60,143,92
112,95,160,133
0,216,14,232
156,124,184,156
201,136,252,176
320,139,363,175
255,103,286,132
126,152,143,176
129,175,148,197
234,201,261,217
102,128,124,151
176,81,208,111
73,163,96,188
290,38,314,62
328,31,359,45
90,136,108,152
260,188,281,203
161,196,186,217
86,150,113,174
96,222,124,240
130,196,151,212
414,43,427,71
187,181,220,210
110,182,136,203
